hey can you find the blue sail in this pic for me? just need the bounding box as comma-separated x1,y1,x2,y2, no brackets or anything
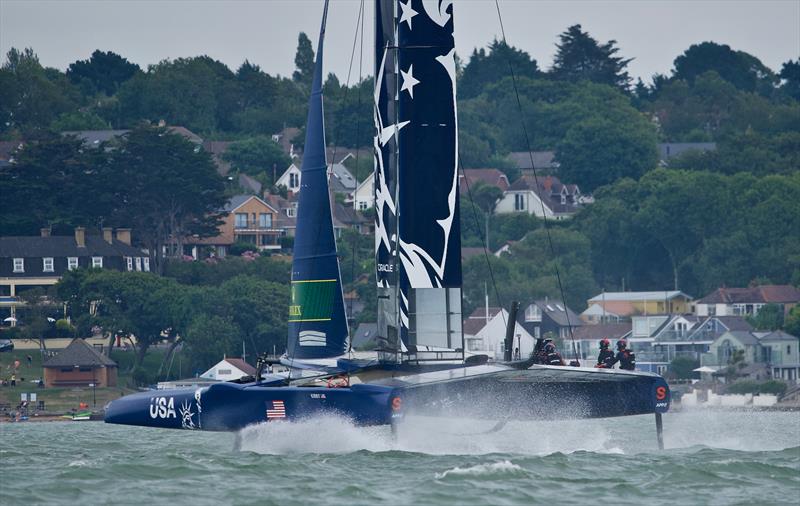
287,0,349,359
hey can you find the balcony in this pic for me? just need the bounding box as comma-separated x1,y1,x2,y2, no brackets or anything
234,220,276,231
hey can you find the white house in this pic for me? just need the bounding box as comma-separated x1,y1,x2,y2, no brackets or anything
200,357,256,381
275,163,302,194
695,285,800,318
462,307,536,360
495,175,582,220
352,172,374,210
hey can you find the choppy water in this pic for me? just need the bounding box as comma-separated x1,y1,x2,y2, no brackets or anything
1,410,798,505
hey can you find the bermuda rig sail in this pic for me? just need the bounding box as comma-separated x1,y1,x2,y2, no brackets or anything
105,0,670,443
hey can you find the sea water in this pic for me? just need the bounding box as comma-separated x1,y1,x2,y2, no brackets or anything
1,410,798,505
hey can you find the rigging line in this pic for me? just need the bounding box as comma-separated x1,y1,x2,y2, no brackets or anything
493,0,579,362
458,156,507,331
347,0,365,361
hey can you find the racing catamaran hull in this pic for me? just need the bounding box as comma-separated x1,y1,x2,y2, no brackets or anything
105,365,668,430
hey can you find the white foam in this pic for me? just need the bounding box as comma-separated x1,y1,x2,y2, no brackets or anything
435,460,525,479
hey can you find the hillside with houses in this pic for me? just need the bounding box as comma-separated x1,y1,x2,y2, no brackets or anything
1,27,798,388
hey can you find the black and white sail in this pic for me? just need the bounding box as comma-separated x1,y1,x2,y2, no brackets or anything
375,0,462,362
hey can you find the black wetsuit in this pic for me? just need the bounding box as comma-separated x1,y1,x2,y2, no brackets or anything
596,349,615,368
544,351,565,366
616,349,636,370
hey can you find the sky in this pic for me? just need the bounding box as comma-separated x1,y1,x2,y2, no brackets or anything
1,0,798,84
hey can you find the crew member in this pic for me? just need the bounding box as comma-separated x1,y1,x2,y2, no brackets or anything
615,339,636,371
542,342,565,366
595,338,615,368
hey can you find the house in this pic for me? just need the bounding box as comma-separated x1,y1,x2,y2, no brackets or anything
332,202,372,237
581,291,693,323
263,193,298,238
458,168,510,193
200,357,256,382
275,163,302,194
658,142,716,163
276,161,359,197
495,174,582,220
272,127,301,159
351,322,378,350
757,330,800,381
695,285,800,318
184,195,282,258
627,314,752,374
517,299,582,342
462,306,535,360
0,227,147,325
352,172,374,211
43,338,118,387
328,163,358,194
507,151,559,171
701,331,780,381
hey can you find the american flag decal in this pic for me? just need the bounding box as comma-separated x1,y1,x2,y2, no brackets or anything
266,400,286,420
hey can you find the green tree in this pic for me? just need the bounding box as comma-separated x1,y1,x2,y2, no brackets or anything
550,24,632,91
669,356,700,379
459,39,540,99
222,136,290,186
0,47,79,136
747,304,785,331
672,42,777,94
779,59,800,100
67,49,140,96
784,305,800,337
184,314,240,373
0,134,110,235
556,116,658,191
293,32,315,90
110,126,227,274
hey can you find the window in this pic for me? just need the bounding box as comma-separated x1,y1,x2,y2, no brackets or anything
289,172,299,188
126,257,133,271
707,305,716,316
42,257,54,272
135,257,142,271
514,193,525,211
218,369,232,376
235,213,248,228
358,201,368,211
286,207,296,218
68,257,79,270
788,345,792,355
12,258,24,273
143,258,150,272
524,304,542,322
91,257,103,268
657,365,667,375
79,367,92,372
259,213,272,228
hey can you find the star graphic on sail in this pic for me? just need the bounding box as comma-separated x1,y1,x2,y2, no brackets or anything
400,64,420,99
399,0,418,30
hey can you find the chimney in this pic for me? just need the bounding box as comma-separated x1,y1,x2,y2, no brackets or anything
74,227,86,248
115,228,131,245
40,227,51,237
102,227,113,244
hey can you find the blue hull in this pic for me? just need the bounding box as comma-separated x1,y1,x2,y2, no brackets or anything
105,381,401,431
105,365,669,431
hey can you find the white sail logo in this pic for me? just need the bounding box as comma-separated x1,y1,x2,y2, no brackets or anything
299,330,327,347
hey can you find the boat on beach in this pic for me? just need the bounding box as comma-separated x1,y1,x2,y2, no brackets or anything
105,0,670,441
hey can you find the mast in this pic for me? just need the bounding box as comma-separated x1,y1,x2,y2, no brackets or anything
286,0,349,360
374,0,462,362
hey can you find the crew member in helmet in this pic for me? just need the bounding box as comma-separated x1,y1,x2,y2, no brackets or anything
614,339,636,371
595,338,615,368
542,341,565,366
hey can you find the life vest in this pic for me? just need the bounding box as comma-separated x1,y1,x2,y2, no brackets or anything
545,351,564,366
618,350,636,370
597,349,615,368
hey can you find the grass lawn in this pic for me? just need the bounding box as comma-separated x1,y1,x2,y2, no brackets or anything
0,344,179,414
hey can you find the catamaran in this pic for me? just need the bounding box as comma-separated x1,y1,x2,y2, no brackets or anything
105,0,670,445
